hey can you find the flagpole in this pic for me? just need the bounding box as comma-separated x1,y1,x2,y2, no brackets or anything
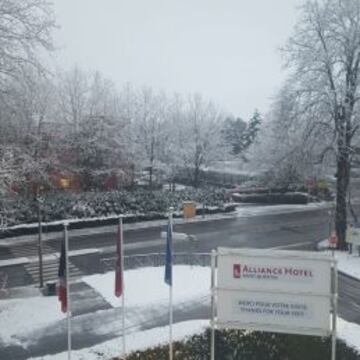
64,221,72,360
210,249,216,360
120,216,126,358
169,207,174,360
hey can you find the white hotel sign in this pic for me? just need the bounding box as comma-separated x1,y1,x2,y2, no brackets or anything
216,247,336,337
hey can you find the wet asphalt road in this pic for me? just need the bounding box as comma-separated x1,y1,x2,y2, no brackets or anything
1,206,334,287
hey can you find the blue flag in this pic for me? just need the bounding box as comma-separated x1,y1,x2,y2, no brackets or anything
164,221,172,286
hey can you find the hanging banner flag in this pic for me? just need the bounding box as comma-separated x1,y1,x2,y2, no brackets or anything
57,238,67,313
115,219,124,297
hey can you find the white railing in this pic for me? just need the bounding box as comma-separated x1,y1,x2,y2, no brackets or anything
101,252,211,272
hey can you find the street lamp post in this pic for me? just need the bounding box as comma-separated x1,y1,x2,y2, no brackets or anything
37,194,44,288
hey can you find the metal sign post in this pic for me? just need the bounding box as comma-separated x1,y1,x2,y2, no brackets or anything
331,258,338,360
37,196,44,288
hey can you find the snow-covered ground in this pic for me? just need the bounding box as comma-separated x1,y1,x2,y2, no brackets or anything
335,251,360,280
338,318,360,352
0,266,211,358
29,320,209,360
1,265,360,359
0,296,65,346
26,319,360,360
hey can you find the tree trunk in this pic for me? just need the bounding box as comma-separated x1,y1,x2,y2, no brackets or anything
335,153,350,249
149,137,155,191
335,109,351,250
149,165,153,190
193,165,200,188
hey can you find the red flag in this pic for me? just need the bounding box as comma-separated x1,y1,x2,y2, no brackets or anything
57,238,67,313
115,219,124,297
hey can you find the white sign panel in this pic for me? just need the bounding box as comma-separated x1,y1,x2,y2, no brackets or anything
216,248,334,336
217,290,331,336
218,248,331,295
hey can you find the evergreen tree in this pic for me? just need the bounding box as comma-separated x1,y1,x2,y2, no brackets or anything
222,116,247,155
243,109,262,149
222,110,262,156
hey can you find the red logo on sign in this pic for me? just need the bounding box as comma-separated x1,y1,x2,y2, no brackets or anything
233,264,241,278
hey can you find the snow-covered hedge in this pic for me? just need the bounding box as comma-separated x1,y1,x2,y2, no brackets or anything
0,187,232,229
232,191,309,204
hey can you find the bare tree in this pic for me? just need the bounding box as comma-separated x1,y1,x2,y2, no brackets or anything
56,69,130,189
281,0,360,248
0,0,55,89
180,94,226,187
56,66,89,133
0,0,55,196
132,87,168,189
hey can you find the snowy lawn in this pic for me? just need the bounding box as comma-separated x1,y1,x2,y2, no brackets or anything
83,265,211,308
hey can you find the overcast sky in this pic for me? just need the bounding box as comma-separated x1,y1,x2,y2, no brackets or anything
52,0,302,120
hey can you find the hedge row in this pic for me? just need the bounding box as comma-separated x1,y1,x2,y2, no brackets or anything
114,328,359,360
0,188,236,238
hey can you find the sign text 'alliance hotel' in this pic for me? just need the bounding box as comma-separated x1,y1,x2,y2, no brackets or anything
233,263,314,281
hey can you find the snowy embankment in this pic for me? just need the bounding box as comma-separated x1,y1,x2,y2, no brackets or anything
236,201,331,217
315,239,360,352
335,251,360,279
317,239,360,280
1,265,360,360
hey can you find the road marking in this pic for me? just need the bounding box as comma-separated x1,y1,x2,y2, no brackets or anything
8,242,85,283
0,257,29,267
268,241,314,250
